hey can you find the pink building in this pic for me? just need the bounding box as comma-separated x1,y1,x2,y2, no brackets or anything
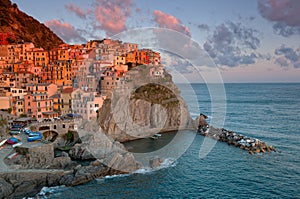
24,83,58,120
71,89,105,121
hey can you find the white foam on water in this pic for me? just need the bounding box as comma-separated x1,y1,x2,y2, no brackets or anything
28,186,66,199
98,158,178,180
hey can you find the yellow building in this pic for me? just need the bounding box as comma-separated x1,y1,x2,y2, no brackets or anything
114,55,126,65
53,60,72,87
33,50,49,66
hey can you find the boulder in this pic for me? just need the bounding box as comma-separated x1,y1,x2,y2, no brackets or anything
149,158,163,169
16,144,55,169
50,157,78,170
0,171,65,198
59,164,110,187
0,178,13,198
70,126,141,172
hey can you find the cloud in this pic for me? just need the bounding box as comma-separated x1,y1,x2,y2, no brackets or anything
65,3,87,19
275,45,298,62
45,20,87,43
197,24,210,31
274,45,300,68
153,10,191,37
272,22,300,37
203,22,261,67
94,0,133,36
258,0,300,26
275,57,289,67
258,0,300,36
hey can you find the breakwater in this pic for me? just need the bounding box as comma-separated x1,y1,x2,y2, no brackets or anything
198,125,276,154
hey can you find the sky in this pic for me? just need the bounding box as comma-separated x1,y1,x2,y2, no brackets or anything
11,0,300,83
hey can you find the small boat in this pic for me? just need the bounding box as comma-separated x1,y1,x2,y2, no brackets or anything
6,137,19,145
7,152,18,160
27,132,42,142
28,132,41,137
12,142,22,148
0,139,7,147
150,134,162,140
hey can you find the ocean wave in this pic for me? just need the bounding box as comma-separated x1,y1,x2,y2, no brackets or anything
29,186,66,199
141,157,177,173
99,158,178,180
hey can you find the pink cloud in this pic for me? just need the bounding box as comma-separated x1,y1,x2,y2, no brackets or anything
65,3,87,19
258,0,300,26
45,20,86,43
94,0,133,36
153,10,191,37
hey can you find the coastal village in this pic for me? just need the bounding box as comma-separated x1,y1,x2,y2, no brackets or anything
0,34,163,122
0,32,276,199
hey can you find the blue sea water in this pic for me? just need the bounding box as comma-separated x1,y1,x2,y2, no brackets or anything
39,83,300,198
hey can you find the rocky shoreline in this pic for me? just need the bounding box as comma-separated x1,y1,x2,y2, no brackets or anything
0,126,142,199
197,114,276,154
0,116,276,198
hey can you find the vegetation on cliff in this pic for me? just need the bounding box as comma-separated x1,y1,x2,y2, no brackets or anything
0,0,63,49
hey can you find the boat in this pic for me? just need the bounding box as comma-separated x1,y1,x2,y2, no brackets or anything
7,152,18,160
0,139,7,147
6,137,19,145
150,133,162,140
9,128,21,135
27,132,42,142
24,129,31,134
12,142,22,148
28,132,41,137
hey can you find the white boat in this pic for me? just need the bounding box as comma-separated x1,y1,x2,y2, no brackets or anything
12,142,22,148
7,152,18,159
150,134,162,139
0,139,7,147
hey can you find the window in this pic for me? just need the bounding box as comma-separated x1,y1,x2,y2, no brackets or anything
62,124,66,128
95,104,99,108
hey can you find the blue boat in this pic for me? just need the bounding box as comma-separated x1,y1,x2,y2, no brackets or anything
6,137,19,145
28,132,41,137
27,132,42,142
24,129,31,134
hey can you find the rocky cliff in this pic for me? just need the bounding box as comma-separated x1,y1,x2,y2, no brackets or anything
0,0,63,49
0,123,141,198
98,66,196,142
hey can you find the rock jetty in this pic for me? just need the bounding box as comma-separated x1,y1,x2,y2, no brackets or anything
197,114,276,154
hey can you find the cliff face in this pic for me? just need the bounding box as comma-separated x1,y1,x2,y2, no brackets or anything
98,66,196,142
0,0,63,49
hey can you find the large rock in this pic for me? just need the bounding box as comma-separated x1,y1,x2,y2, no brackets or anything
0,171,65,198
69,127,141,172
98,69,196,142
14,144,55,169
149,158,163,169
0,178,13,198
59,164,109,186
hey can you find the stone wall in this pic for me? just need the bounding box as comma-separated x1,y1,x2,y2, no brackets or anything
15,144,54,169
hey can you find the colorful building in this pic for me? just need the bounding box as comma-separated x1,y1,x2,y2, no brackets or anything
24,83,58,120
71,89,105,121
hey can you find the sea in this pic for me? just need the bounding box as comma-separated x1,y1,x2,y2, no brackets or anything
35,83,300,198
